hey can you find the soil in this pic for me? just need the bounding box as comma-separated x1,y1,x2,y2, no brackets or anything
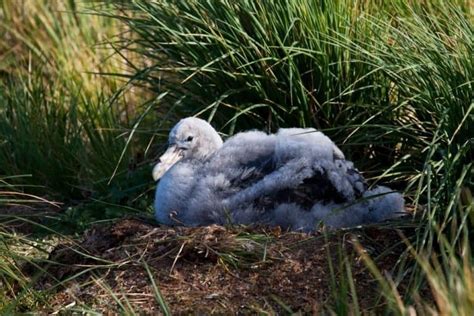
26,218,416,314
0,203,61,235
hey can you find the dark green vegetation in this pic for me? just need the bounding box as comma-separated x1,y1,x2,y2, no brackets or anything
0,0,472,313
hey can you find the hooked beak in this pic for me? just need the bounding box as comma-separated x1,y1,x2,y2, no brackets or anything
152,145,184,181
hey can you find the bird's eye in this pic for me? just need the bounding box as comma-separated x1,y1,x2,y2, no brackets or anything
186,136,194,142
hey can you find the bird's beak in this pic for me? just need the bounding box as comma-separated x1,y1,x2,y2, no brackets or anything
152,145,184,181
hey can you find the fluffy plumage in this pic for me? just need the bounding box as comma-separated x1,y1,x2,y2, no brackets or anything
153,117,405,231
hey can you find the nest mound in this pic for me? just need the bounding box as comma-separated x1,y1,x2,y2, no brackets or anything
37,219,411,314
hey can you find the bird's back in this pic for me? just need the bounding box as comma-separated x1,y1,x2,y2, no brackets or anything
185,128,370,227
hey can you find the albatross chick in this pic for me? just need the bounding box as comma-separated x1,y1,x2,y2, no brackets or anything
153,117,405,231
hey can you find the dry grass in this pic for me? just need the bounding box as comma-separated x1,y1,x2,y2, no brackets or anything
0,0,126,98
25,218,415,314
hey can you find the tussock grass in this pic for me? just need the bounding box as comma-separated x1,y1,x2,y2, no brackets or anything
0,1,154,210
0,0,124,98
0,75,125,199
110,0,472,185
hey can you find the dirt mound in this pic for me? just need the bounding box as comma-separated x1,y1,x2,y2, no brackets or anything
37,219,411,314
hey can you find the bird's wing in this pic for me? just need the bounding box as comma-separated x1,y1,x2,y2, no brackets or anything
224,155,367,212
202,129,367,215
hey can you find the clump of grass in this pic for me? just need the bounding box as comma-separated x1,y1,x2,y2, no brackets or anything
0,1,155,204
325,233,361,315
109,0,471,179
0,75,122,199
0,75,159,232
0,0,125,98
0,5,156,309
0,181,53,310
371,7,473,302
412,228,474,314
0,230,50,313
109,1,392,133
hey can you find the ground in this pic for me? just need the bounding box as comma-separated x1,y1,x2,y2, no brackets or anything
4,216,418,314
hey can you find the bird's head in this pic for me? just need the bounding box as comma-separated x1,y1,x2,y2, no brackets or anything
152,117,223,181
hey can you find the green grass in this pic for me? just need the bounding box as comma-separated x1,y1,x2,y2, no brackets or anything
0,74,156,225
0,0,125,98
0,0,473,313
